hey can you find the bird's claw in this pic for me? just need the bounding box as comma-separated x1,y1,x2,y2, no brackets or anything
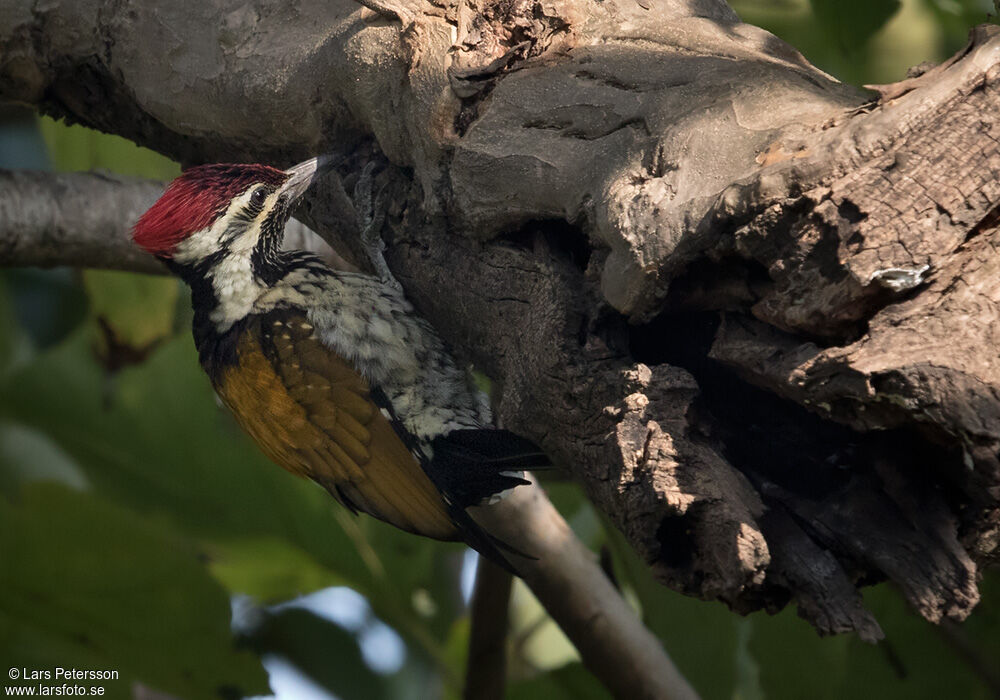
353,162,399,290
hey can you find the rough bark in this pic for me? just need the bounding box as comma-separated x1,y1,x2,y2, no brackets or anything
2,0,999,640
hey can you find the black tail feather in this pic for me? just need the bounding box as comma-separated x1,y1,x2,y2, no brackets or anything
427,429,550,509
434,428,551,469
424,428,551,572
445,503,534,575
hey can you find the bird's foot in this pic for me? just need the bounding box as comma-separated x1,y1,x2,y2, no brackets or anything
353,162,400,290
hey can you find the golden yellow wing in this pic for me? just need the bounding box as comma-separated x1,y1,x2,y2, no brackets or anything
213,311,460,541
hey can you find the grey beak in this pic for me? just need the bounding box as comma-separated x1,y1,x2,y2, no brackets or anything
281,155,333,202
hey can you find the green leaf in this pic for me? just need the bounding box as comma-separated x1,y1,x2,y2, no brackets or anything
746,606,851,700
0,328,370,581
510,579,578,672
2,269,88,351
920,0,997,55
240,607,389,700
607,504,1000,700
0,277,32,377
82,270,178,352
0,482,269,700
733,618,763,700
509,664,612,700
746,582,1000,700
206,536,349,603
441,615,471,681
0,420,89,495
811,0,902,53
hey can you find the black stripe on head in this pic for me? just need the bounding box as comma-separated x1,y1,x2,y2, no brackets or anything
134,164,287,256
217,184,273,248
250,216,288,287
165,250,226,310
240,185,272,220
251,199,295,286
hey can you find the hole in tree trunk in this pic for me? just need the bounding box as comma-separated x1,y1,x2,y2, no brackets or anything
496,219,593,272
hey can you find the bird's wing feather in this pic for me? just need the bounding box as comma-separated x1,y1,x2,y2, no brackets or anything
213,310,460,541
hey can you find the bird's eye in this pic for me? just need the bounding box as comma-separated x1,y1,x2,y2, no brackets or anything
250,188,267,206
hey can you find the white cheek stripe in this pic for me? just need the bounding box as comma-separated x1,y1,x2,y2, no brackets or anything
172,185,286,330
207,252,265,329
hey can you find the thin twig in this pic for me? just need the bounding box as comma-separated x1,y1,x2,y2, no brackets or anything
938,619,1000,696
463,558,513,700
471,478,700,700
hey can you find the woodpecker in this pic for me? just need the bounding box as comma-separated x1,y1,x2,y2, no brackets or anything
132,157,547,567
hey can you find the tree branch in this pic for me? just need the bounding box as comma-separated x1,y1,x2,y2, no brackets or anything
3,0,999,644
0,169,164,273
463,559,512,700
472,480,700,700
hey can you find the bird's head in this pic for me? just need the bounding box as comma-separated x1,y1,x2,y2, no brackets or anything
134,157,324,329
133,157,320,266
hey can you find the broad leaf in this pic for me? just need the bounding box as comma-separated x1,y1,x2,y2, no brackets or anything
82,270,178,363
0,483,269,700
509,664,612,700
240,607,389,700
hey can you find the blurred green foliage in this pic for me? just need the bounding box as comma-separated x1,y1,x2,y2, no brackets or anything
0,483,268,700
731,0,996,85
2,2,1000,698
606,523,1000,700
36,116,180,180
810,0,902,54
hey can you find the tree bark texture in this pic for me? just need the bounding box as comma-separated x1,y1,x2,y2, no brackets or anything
0,170,164,273
3,0,1000,639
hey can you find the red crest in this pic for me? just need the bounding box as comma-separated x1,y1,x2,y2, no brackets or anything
133,164,287,255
